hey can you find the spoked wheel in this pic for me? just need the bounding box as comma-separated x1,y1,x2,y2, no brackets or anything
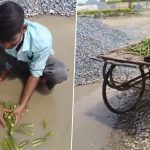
102,64,146,114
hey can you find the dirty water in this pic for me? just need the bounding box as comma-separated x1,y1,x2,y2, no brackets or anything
73,83,118,150
0,15,75,150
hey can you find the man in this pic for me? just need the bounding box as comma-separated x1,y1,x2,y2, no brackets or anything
0,1,68,127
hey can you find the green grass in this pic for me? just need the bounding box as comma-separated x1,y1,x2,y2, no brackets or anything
78,3,85,6
107,0,146,4
77,8,138,17
122,0,146,2
107,0,122,4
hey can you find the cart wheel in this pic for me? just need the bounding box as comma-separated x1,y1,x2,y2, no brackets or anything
102,64,145,114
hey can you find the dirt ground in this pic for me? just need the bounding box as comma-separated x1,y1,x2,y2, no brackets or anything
101,11,150,39
0,15,75,150
73,13,150,150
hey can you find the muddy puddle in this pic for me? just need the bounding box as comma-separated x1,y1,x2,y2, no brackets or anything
0,15,75,150
73,83,118,150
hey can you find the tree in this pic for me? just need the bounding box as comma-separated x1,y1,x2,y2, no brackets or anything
128,0,132,8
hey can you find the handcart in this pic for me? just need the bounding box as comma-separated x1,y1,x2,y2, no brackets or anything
91,42,150,114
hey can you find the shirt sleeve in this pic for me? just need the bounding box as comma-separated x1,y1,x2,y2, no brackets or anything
29,47,51,77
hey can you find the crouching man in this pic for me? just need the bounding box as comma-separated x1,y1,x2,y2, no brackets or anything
0,1,68,127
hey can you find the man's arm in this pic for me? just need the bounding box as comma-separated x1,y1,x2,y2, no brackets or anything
13,75,40,125
19,75,40,108
14,46,52,125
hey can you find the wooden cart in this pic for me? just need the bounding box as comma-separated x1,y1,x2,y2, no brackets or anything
91,43,150,114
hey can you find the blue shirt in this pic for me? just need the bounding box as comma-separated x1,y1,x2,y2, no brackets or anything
5,19,54,77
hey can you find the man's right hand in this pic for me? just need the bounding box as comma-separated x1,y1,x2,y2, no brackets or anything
0,107,11,128
0,70,8,81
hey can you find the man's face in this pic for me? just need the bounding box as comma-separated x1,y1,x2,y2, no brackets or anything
0,25,27,49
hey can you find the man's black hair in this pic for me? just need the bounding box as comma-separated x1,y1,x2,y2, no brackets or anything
0,1,24,42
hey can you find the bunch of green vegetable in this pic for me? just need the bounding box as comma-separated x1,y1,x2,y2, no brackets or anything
1,101,53,150
126,39,150,56
3,102,16,136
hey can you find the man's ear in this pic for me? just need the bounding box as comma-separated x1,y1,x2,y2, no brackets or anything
23,25,27,32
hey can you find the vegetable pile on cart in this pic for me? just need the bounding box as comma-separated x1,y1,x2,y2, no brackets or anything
126,39,150,56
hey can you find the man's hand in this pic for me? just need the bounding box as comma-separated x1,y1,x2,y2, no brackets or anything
11,105,25,127
0,107,11,128
15,75,40,126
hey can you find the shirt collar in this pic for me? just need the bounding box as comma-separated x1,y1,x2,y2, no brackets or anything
19,25,32,52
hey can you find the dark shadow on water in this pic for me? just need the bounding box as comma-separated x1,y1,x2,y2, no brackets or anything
85,97,118,128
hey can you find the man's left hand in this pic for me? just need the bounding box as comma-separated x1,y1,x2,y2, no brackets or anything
11,105,24,127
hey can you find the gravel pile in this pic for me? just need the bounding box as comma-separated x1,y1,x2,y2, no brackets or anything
0,0,76,17
75,17,134,86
